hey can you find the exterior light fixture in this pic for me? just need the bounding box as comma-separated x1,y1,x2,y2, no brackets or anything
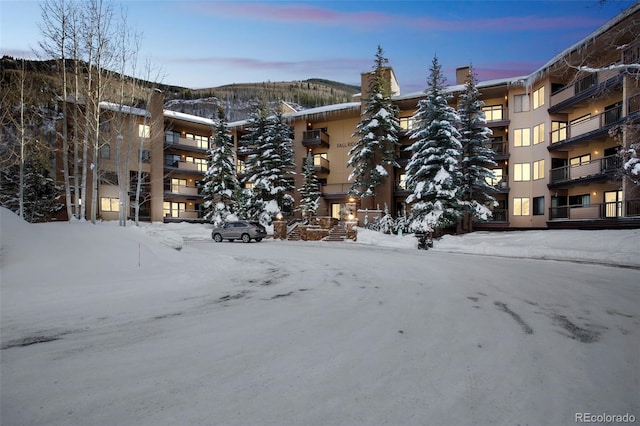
276,213,283,221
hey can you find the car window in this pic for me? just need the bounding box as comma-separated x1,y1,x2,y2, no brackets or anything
225,223,234,229
234,223,245,228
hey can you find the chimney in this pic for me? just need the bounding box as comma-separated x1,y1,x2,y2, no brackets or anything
456,66,470,85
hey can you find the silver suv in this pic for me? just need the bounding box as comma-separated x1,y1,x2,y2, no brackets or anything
211,221,267,243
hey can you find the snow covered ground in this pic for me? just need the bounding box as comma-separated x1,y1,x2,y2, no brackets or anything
1,208,638,426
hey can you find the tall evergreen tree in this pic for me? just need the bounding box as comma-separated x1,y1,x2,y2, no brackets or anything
457,66,498,232
298,151,321,218
247,108,296,216
202,107,239,226
406,55,464,232
347,45,401,204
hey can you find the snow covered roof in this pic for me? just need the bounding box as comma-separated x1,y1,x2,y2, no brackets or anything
228,101,362,128
163,109,215,126
394,75,530,102
99,102,150,118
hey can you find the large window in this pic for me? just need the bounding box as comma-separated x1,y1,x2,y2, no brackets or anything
101,197,120,212
185,133,210,150
551,121,567,144
570,154,591,166
533,160,545,180
514,163,530,181
138,124,150,138
513,94,530,113
482,105,503,121
533,86,545,109
533,196,545,216
171,178,187,193
569,194,590,207
514,128,531,147
163,201,186,218
533,123,545,145
514,197,530,216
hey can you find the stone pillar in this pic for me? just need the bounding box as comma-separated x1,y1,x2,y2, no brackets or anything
273,221,287,240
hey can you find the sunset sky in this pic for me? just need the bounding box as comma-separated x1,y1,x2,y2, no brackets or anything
1,0,636,93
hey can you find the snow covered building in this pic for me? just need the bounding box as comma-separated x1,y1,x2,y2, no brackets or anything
227,2,639,229
55,2,639,229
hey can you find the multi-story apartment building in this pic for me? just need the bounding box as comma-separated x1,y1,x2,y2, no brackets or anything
57,2,639,229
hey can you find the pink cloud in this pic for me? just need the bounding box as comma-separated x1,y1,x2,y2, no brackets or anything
168,56,371,74
189,2,604,32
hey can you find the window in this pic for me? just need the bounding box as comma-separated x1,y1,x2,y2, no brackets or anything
140,149,151,163
398,117,415,131
514,163,530,181
99,143,111,159
237,159,246,174
194,157,207,172
533,123,545,145
551,121,567,144
570,154,591,166
482,105,503,121
171,178,187,193
485,168,503,186
570,114,591,126
533,86,545,109
138,124,151,138
513,94,530,113
163,201,185,218
514,197,530,216
514,128,531,147
533,160,545,180
101,197,120,212
533,196,545,216
166,131,180,144
569,194,590,207
398,173,407,189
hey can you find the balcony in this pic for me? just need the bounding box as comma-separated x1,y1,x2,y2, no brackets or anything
321,183,352,199
547,199,640,228
548,105,623,150
165,132,209,152
163,209,205,222
302,129,330,149
484,140,509,160
548,155,621,188
165,184,200,197
164,159,207,174
549,68,622,113
303,156,330,174
482,106,509,128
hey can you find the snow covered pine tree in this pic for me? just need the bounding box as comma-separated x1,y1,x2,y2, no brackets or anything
405,55,465,233
457,66,498,232
298,151,321,218
202,107,240,226
347,45,401,207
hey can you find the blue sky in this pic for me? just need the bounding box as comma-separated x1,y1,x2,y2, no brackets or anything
1,0,636,93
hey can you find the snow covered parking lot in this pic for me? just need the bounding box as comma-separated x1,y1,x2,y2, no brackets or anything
1,208,638,426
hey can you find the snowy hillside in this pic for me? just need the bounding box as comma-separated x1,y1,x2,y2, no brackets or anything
1,208,638,426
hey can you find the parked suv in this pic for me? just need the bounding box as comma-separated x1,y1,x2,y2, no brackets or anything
211,221,267,243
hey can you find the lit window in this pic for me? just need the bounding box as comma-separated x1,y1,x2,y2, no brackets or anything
533,86,545,109
398,173,407,189
100,197,119,212
514,163,530,181
551,121,567,143
514,128,530,147
533,160,545,180
570,154,591,166
485,168,503,186
533,123,545,145
138,124,151,138
482,105,503,121
514,94,530,113
514,197,530,216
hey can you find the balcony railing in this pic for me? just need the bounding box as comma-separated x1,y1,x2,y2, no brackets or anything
550,105,623,145
165,184,199,196
550,68,620,108
550,155,621,184
165,159,207,172
302,129,330,148
165,132,210,150
629,93,640,115
164,210,201,220
487,208,508,222
548,201,635,220
482,107,509,126
321,183,352,195
303,156,330,174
